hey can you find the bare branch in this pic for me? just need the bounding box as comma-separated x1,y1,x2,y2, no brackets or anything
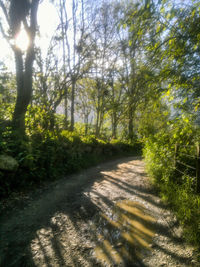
0,20,8,39
0,20,14,51
29,0,39,38
0,0,10,25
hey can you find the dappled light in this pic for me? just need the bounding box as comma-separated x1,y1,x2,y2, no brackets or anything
93,200,155,266
30,214,84,266
1,159,190,266
0,0,200,265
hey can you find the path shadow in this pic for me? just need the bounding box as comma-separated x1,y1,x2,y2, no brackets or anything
0,157,192,266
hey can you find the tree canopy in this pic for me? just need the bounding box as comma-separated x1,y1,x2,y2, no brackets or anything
1,0,200,249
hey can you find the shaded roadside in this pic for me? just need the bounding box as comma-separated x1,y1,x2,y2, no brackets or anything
0,157,198,266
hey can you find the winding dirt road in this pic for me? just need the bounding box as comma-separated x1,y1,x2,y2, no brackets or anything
0,157,198,266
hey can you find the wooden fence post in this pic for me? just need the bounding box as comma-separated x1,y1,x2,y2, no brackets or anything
196,143,200,194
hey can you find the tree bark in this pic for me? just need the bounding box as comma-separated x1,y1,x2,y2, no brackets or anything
128,108,134,140
84,113,89,135
128,91,134,141
12,45,34,134
70,79,75,131
112,112,117,139
60,0,68,130
64,96,68,129
11,0,39,135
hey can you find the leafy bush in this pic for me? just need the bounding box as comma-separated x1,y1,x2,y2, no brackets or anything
143,115,200,247
160,181,200,246
143,131,174,184
0,130,141,199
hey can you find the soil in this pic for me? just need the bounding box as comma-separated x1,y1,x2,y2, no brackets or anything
0,157,199,266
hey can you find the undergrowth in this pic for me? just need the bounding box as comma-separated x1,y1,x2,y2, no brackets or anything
143,127,200,252
0,129,141,199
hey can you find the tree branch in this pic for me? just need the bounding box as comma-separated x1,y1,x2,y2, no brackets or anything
0,0,10,25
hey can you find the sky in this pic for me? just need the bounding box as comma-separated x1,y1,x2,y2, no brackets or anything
37,1,59,51
0,0,195,72
0,0,59,71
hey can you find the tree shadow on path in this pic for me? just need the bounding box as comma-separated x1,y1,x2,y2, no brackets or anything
0,157,193,266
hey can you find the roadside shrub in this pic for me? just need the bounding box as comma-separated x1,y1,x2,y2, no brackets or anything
160,181,200,246
143,132,174,184
143,116,200,248
0,131,141,198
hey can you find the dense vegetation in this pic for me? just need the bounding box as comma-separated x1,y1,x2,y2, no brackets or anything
0,0,200,251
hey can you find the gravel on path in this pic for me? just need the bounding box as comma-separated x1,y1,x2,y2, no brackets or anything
0,157,199,266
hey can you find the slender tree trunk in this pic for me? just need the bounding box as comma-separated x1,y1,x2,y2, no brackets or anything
99,108,104,135
128,55,135,141
112,112,117,139
95,82,101,137
84,114,89,135
128,101,134,140
64,96,68,129
49,113,55,130
60,0,68,129
128,113,134,140
70,79,75,131
95,108,100,137
69,0,77,132
128,84,134,140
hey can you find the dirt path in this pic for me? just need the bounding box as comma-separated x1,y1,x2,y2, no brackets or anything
0,157,199,266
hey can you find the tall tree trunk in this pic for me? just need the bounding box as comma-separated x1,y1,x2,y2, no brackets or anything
11,0,39,135
112,112,117,139
95,108,100,137
99,108,104,135
70,79,75,131
12,45,34,135
95,82,101,137
128,55,135,141
128,84,134,140
64,96,68,129
128,113,134,140
128,102,134,140
69,0,77,132
84,113,89,135
60,0,68,129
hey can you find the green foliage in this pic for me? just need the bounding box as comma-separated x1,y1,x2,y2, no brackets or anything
0,64,16,122
143,114,200,247
0,128,140,198
25,105,61,134
144,137,170,183
160,182,200,246
1,0,200,250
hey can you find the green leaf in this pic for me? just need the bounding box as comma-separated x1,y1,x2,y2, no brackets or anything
165,90,170,96
123,23,127,29
183,98,187,104
161,7,165,14
166,12,171,20
192,9,196,17
156,23,161,33
169,39,173,46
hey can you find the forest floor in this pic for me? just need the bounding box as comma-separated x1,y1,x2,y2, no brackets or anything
0,157,199,267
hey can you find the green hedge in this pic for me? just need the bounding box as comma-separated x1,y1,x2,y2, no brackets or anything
143,128,200,249
0,130,142,198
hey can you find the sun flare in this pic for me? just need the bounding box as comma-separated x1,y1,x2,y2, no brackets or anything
15,28,30,51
